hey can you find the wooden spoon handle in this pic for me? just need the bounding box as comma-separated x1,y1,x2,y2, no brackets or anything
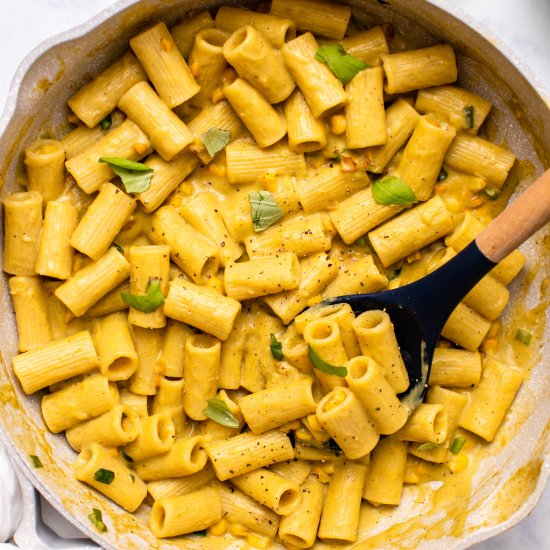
475,169,550,263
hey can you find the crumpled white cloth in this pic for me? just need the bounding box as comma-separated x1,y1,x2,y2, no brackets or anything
0,441,22,544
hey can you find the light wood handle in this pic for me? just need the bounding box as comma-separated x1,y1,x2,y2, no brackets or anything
476,169,550,263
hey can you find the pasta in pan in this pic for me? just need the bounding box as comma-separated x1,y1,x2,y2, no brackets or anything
2,0,534,547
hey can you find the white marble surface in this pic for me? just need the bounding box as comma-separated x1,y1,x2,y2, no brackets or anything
0,0,548,548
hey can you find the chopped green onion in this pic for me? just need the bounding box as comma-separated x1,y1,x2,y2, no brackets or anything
100,114,112,131
203,398,239,428
202,127,231,158
88,508,107,533
308,345,347,377
249,191,285,232
416,442,441,452
99,157,153,194
515,328,532,345
372,176,417,206
315,44,370,84
94,468,115,485
121,278,164,313
463,106,475,129
270,333,283,360
484,186,501,200
437,167,448,182
29,454,43,468
450,436,466,455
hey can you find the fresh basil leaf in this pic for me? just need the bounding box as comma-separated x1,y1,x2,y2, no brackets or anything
515,328,532,345
249,191,285,232
94,468,115,485
121,278,164,313
437,167,448,182
308,345,347,377
463,105,475,129
203,398,239,428
99,157,153,194
484,186,501,200
88,508,107,533
315,44,370,84
450,436,466,455
270,333,284,360
416,442,441,452
100,114,112,131
29,454,43,468
372,176,418,206
202,128,231,158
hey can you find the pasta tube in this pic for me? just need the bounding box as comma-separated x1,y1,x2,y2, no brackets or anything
24,139,65,202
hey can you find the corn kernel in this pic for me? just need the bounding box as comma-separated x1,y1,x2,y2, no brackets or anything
434,183,448,196
211,88,225,104
468,194,485,208
178,182,194,197
230,523,249,537
160,37,172,52
444,197,464,213
208,519,228,536
322,463,335,475
190,60,201,77
295,428,312,442
467,176,487,192
448,453,469,473
329,115,346,135
209,162,227,178
133,142,149,156
307,414,323,432
246,533,272,549
481,337,499,353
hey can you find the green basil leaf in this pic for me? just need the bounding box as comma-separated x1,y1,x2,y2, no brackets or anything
94,468,115,485
450,436,466,455
308,345,347,377
515,328,532,345
29,454,43,468
270,333,284,360
88,508,107,533
463,105,475,129
437,167,448,182
372,176,418,206
203,398,239,428
100,114,112,131
484,186,501,200
249,191,285,232
99,157,153,194
416,442,441,452
202,128,231,158
121,278,164,313
315,44,370,84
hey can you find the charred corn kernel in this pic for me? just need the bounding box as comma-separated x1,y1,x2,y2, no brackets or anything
133,142,149,156
434,183,448,196
209,162,227,178
295,428,313,442
190,60,201,77
211,88,225,104
330,115,347,135
67,113,80,124
406,251,422,263
488,320,501,338
340,155,357,173
160,37,172,52
209,519,228,536
482,337,499,353
322,463,335,475
223,67,237,86
306,294,323,307
246,533,272,549
448,453,469,473
230,524,249,537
